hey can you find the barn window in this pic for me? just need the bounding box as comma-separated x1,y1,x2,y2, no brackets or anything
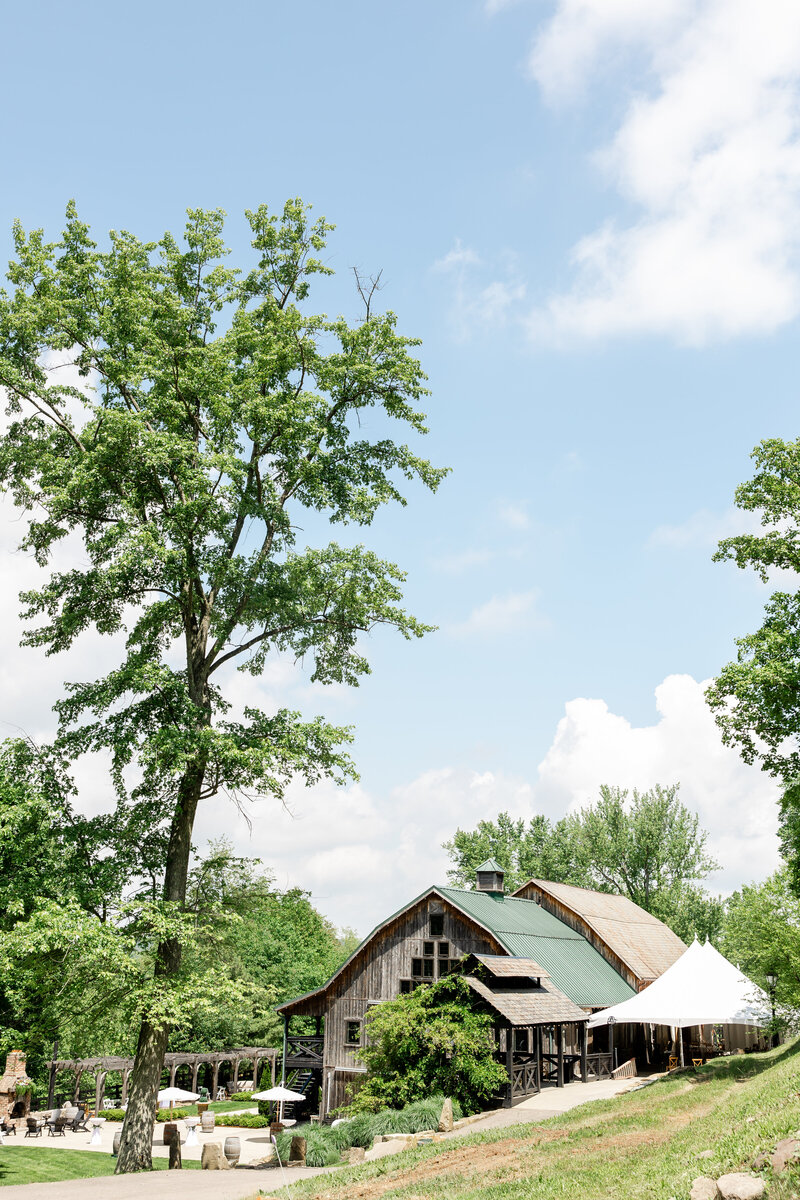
438,942,450,957
411,958,423,976
399,980,412,994
429,913,444,936
423,959,435,977
423,941,434,956
345,1021,362,1045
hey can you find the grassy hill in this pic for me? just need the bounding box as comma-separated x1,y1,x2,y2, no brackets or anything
287,1041,800,1200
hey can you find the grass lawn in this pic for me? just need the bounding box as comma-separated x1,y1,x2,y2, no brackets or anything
285,1040,800,1200
0,1147,200,1187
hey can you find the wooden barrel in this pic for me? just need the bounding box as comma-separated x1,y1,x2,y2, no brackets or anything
163,1121,178,1146
200,1110,215,1131
112,1129,121,1155
223,1135,240,1165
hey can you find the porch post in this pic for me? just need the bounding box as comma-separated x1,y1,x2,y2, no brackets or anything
282,1014,289,1085
504,1027,513,1109
580,1022,588,1084
557,1023,564,1088
536,1026,542,1092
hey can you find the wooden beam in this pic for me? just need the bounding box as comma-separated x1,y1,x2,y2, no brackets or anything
557,1024,564,1088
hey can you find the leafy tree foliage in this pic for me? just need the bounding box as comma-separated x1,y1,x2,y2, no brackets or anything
0,200,443,1169
719,867,800,1029
444,784,722,943
707,439,800,893
352,975,507,1115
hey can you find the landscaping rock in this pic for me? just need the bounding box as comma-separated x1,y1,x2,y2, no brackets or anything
690,1177,719,1200
289,1135,307,1164
348,1146,366,1163
771,1137,800,1174
716,1173,766,1200
201,1142,232,1170
438,1098,454,1132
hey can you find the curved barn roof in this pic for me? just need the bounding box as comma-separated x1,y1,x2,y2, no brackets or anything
513,879,686,987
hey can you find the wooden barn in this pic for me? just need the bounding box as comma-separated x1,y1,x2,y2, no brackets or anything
277,860,686,1116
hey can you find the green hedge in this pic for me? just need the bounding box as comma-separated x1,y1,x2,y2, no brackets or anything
227,1092,256,1102
215,1113,270,1127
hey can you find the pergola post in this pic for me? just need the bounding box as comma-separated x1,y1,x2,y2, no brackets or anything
212,1062,220,1099
232,1058,240,1088
191,1061,199,1093
536,1026,542,1092
580,1022,588,1083
121,1069,130,1105
94,1071,105,1115
270,1052,276,1086
169,1063,177,1087
73,1070,82,1105
557,1024,564,1088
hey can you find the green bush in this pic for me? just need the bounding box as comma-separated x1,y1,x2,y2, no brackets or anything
228,1091,255,1102
99,1109,125,1121
215,1113,270,1127
155,1108,190,1122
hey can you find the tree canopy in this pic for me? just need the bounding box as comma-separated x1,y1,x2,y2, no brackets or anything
444,784,722,943
707,438,800,892
0,199,444,1169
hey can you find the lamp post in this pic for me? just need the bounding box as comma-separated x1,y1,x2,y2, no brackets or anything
608,1015,617,1071
766,973,778,1048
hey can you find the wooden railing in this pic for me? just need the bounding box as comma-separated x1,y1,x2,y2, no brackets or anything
285,1036,324,1066
611,1057,636,1079
510,1056,540,1098
583,1052,614,1079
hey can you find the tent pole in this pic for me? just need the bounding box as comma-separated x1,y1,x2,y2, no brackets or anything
679,1030,684,1068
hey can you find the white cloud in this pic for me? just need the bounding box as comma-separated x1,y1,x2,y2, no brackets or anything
448,588,547,636
525,0,800,344
534,673,781,893
648,505,761,549
433,242,526,339
498,501,530,530
198,673,782,933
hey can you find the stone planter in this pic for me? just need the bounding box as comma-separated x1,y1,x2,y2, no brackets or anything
224,1135,240,1165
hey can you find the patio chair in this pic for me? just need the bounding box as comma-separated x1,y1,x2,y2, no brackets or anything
25,1117,43,1137
0,1118,16,1136
68,1109,90,1133
51,1116,68,1137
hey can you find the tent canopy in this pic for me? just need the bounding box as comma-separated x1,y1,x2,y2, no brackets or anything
588,939,770,1030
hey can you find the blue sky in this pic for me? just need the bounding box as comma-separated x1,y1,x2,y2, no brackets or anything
1,0,797,930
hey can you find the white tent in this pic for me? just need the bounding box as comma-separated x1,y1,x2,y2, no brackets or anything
588,939,770,1030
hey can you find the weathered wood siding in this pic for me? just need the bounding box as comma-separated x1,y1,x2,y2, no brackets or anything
514,882,642,992
321,894,501,1113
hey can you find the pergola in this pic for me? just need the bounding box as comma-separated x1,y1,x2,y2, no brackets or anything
48,1046,278,1113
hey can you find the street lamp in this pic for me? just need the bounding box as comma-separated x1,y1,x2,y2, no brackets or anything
766,973,778,1048
608,1015,617,1070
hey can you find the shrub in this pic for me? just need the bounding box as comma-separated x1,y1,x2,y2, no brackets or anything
100,1109,125,1121
216,1113,270,1127
352,975,507,1114
155,1107,190,1122
228,1091,255,1102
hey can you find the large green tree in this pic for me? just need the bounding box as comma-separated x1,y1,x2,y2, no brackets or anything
0,200,444,1170
706,438,800,893
719,867,800,1026
444,785,722,942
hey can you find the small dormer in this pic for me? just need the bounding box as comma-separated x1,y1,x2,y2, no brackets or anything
475,858,505,895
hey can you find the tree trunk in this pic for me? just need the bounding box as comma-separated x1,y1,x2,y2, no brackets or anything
115,755,206,1173
115,1017,170,1173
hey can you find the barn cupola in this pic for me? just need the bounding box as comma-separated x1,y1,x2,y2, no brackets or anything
475,857,505,895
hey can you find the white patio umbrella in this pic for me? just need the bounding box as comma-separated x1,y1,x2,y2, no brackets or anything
157,1086,200,1113
251,1084,306,1122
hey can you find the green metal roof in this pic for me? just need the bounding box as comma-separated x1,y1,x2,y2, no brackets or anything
438,887,635,1008
475,857,505,874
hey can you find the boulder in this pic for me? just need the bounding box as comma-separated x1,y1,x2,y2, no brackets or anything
716,1173,766,1200
348,1146,366,1163
289,1135,307,1165
690,1177,719,1200
438,1098,454,1133
201,1142,232,1170
771,1136,800,1174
